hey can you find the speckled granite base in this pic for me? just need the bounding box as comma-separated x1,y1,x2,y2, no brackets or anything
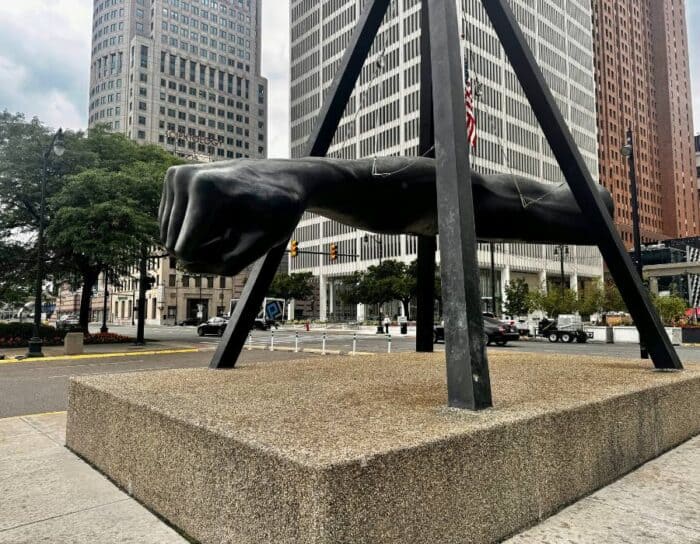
66,353,700,544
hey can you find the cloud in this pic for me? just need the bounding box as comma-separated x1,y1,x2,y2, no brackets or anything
0,0,92,131
0,0,293,156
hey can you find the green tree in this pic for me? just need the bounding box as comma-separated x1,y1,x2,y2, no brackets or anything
47,170,155,330
603,280,627,312
577,281,605,320
503,279,531,317
529,285,578,318
652,294,686,326
47,130,181,331
268,272,314,309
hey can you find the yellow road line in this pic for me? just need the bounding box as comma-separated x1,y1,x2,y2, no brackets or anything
0,348,199,365
1,410,67,421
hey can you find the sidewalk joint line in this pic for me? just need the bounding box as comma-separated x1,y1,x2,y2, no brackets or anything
0,498,130,534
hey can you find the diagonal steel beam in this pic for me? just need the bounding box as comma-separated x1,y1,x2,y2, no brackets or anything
428,0,493,409
480,0,682,370
210,0,392,368
416,0,437,353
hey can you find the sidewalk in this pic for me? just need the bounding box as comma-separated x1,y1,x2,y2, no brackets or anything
0,340,199,362
1,412,698,543
0,412,188,543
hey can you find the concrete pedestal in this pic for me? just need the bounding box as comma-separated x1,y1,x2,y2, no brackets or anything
66,353,700,544
63,332,84,355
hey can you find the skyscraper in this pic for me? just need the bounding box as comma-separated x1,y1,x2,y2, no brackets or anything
88,0,267,161
288,0,603,321
592,0,698,244
83,0,268,326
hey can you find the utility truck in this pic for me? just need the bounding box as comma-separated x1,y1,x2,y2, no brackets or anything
228,297,285,330
537,314,592,343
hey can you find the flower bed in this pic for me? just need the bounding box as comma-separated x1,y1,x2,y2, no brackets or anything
84,333,134,344
0,323,134,348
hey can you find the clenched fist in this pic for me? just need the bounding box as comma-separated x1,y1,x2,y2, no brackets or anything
159,160,306,276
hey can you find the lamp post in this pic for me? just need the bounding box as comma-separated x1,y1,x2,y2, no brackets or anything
553,244,569,296
100,270,109,333
27,128,65,357
363,234,385,332
362,233,383,264
621,128,649,359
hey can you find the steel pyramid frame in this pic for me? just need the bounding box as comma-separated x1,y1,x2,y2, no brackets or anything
209,0,682,411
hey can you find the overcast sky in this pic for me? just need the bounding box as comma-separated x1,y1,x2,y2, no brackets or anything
0,1,697,159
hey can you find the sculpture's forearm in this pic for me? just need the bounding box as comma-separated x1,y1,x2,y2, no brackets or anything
296,157,612,245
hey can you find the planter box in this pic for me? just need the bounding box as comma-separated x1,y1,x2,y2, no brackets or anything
612,326,681,346
681,327,700,344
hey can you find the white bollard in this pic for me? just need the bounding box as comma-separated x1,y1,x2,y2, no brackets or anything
270,330,274,351
387,334,392,353
247,333,252,350
295,331,299,353
352,333,357,355
322,332,327,355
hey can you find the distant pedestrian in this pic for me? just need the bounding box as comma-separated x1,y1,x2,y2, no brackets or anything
383,316,391,334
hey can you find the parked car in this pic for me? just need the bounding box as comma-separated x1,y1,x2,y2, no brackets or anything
433,316,519,346
197,317,229,337
252,317,274,330
179,317,201,326
56,314,80,331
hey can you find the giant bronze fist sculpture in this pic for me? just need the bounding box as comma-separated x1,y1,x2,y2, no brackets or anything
158,157,613,275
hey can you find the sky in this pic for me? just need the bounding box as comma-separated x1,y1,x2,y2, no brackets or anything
0,1,697,159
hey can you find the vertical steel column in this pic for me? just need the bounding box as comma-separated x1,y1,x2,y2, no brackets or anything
416,0,436,353
481,0,681,370
428,0,492,409
210,0,392,369
625,128,649,359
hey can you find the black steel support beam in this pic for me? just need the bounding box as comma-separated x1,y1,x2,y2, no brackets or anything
416,0,436,353
428,0,492,409
210,0,391,368
481,0,681,370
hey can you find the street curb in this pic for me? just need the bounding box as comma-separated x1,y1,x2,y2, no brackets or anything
244,345,373,356
0,348,200,365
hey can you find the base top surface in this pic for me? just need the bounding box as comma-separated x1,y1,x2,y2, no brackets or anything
70,352,699,466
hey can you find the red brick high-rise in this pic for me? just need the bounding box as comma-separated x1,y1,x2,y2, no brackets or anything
593,0,698,246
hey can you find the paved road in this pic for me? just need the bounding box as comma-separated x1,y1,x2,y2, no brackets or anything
2,323,698,418
0,349,315,419
95,323,700,362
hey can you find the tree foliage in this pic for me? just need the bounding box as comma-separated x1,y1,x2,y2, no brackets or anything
577,281,605,319
0,113,183,329
529,285,578,317
503,279,531,317
268,272,314,304
652,294,687,326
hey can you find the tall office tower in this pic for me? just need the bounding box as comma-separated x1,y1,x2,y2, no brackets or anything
593,0,697,244
288,0,603,321
85,0,268,325
696,135,700,198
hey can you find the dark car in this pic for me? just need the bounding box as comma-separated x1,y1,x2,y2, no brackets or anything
197,317,229,337
433,316,519,346
179,317,201,326
56,314,80,331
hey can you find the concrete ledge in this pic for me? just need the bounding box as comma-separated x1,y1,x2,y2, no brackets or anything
66,353,700,544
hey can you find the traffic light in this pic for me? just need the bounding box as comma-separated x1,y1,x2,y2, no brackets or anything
290,239,298,258
330,242,338,261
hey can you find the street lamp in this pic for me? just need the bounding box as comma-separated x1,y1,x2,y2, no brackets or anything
27,128,64,357
100,270,109,334
362,233,383,264
621,127,649,359
553,244,569,296
363,234,385,332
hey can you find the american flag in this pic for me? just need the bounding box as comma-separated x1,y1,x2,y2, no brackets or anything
464,77,477,150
